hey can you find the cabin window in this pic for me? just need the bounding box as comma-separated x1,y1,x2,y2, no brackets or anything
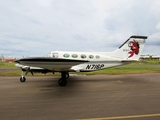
63,54,70,58
96,55,100,59
81,54,86,59
72,54,78,58
52,53,58,58
89,55,94,59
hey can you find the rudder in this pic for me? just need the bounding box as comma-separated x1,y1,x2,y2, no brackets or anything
112,35,148,60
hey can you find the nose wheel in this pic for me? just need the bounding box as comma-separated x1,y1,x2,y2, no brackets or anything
20,76,26,82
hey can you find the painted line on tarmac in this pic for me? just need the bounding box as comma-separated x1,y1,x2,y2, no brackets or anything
76,113,160,120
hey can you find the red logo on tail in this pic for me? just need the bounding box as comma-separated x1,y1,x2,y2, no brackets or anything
128,40,139,58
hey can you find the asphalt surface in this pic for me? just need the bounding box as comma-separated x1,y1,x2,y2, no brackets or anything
0,73,160,120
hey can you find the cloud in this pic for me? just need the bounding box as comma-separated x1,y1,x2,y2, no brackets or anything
0,0,160,58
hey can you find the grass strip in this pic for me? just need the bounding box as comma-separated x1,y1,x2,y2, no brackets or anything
0,61,160,76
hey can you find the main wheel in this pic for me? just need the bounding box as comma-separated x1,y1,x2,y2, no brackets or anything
58,78,67,86
20,77,26,82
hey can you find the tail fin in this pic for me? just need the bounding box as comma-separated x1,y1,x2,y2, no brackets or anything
112,35,148,60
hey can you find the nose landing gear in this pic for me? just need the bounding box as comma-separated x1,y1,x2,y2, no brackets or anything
19,67,33,82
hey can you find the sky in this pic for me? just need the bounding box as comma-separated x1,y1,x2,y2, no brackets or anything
0,0,160,58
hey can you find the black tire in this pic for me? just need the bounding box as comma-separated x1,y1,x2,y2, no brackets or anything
20,77,26,82
58,78,67,86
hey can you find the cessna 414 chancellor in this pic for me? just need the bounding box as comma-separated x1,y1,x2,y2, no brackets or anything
15,35,147,86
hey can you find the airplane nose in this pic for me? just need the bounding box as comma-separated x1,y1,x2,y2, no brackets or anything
14,60,20,63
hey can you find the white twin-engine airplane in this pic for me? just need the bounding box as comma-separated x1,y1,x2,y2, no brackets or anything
15,35,147,86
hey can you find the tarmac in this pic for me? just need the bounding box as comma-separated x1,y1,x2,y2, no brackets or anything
0,73,160,120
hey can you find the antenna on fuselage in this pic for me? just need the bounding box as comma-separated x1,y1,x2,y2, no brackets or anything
56,46,61,51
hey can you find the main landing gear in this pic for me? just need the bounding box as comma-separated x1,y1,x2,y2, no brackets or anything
58,72,69,86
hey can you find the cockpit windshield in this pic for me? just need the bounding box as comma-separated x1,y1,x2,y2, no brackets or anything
52,53,58,58
44,52,59,58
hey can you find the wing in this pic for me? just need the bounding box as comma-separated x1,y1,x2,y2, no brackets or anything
15,57,89,72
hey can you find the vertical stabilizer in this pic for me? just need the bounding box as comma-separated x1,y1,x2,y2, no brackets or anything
112,35,148,60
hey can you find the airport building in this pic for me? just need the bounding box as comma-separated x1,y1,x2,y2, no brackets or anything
140,55,160,61
0,56,16,63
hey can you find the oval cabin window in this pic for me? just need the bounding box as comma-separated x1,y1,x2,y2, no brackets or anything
89,55,94,59
81,54,86,59
96,55,100,59
72,54,78,58
63,54,70,58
